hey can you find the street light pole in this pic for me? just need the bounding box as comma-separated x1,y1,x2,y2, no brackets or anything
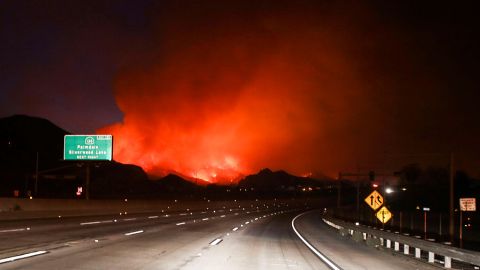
449,152,455,243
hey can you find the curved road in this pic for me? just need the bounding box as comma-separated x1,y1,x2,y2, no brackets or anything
0,205,438,270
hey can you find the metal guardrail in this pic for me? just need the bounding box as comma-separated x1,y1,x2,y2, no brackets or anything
323,216,480,269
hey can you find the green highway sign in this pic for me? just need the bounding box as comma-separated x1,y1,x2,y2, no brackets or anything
64,135,113,161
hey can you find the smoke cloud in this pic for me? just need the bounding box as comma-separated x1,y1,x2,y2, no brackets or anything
98,1,480,181
97,2,372,183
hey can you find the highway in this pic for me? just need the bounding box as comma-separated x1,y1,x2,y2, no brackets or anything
0,202,438,270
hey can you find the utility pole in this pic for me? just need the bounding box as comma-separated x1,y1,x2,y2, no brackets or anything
449,152,455,243
337,172,342,209
34,152,39,196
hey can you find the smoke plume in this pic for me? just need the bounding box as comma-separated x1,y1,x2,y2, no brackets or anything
97,2,371,183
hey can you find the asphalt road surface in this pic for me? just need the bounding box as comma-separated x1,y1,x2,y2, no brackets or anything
0,203,439,270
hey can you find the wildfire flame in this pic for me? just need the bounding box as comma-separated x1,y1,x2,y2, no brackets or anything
97,3,363,184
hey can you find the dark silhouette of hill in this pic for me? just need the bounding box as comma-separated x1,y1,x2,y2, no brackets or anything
0,115,151,198
238,168,333,193
0,115,68,171
154,174,201,193
0,115,336,199
90,162,151,199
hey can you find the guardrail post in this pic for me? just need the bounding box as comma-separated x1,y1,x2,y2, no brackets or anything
415,248,421,258
322,216,480,269
445,257,451,268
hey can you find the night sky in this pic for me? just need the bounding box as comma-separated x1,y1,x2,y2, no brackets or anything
1,1,479,181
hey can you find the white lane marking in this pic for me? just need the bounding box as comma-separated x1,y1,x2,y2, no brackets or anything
124,230,144,236
148,216,159,219
210,238,223,246
176,222,186,226
0,250,47,264
123,218,137,221
292,212,342,270
80,220,113,225
232,227,239,231
245,221,250,224
202,218,209,221
220,215,226,218
80,221,101,225
179,213,188,216
0,228,30,233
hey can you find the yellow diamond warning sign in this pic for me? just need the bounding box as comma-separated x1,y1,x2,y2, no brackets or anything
376,206,392,224
364,190,384,211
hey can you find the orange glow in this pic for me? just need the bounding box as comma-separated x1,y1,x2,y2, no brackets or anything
97,7,365,184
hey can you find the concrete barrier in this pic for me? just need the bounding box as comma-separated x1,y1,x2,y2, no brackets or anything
0,197,315,220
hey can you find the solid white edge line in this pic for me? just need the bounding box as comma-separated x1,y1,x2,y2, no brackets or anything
124,230,144,236
148,216,159,219
176,222,186,226
210,238,223,246
0,250,48,264
291,212,342,270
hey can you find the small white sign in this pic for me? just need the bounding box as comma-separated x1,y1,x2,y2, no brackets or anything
460,198,476,211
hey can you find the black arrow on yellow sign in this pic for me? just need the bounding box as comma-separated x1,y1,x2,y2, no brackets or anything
365,190,384,211
370,195,382,206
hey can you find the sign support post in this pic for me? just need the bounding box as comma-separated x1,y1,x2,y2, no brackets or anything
459,198,476,249
63,135,113,200
85,162,91,200
459,210,463,248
